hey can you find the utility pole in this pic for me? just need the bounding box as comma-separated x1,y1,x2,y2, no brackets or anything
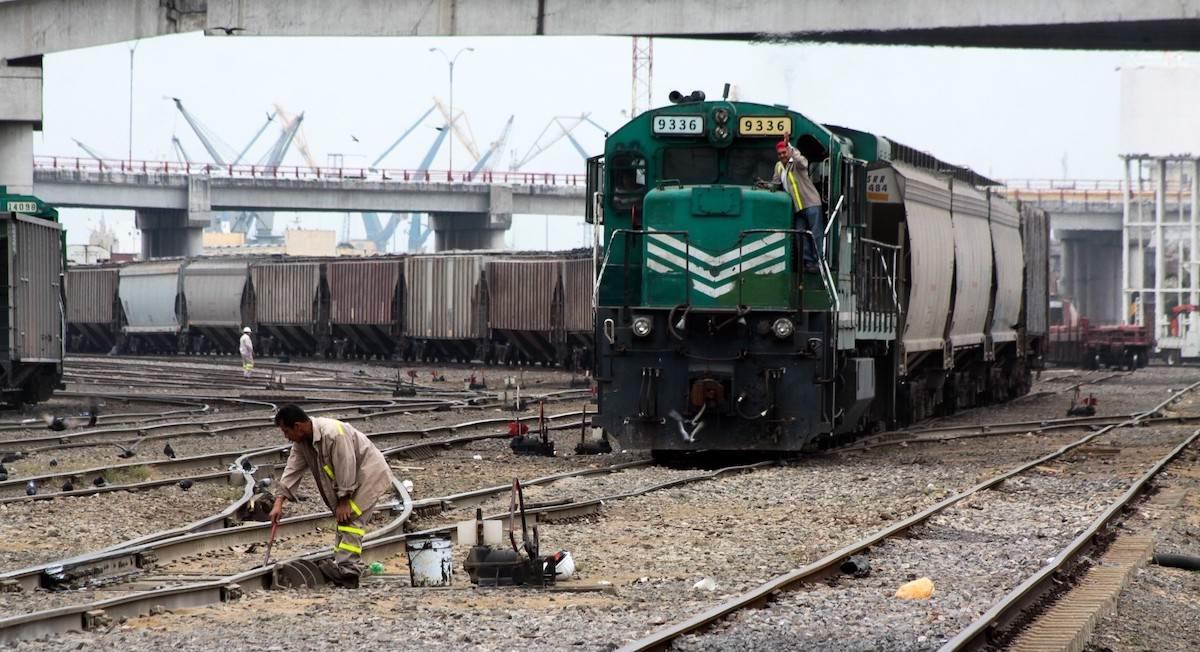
429,47,474,174
128,40,140,162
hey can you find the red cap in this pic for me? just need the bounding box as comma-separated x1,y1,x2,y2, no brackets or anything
775,139,789,153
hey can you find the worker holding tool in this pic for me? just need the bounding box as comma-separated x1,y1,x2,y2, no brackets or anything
269,404,394,588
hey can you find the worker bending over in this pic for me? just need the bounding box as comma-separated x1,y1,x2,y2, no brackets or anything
270,404,393,588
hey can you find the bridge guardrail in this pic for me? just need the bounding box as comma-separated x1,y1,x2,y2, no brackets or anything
34,156,585,187
1000,178,1193,208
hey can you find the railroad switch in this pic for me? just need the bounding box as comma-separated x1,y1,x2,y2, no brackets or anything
574,406,612,455
460,484,565,588
510,402,555,457
393,370,418,396
1067,388,1098,417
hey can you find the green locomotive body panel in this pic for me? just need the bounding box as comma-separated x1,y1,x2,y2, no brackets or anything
640,185,796,309
596,100,848,312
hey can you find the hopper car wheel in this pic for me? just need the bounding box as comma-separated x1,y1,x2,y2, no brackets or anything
651,450,686,465
21,372,56,404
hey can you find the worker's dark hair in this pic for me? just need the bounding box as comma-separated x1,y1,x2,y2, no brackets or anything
274,404,310,427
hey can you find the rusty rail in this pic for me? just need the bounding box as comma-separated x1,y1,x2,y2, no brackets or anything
619,381,1200,651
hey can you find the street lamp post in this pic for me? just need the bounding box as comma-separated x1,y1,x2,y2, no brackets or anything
128,40,140,163
429,47,474,174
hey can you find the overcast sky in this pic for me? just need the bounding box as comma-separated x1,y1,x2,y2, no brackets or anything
37,34,1198,253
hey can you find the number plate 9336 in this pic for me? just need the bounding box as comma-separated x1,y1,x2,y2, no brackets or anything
652,115,704,135
738,116,791,136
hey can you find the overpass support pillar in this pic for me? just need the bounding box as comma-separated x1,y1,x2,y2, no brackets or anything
1060,230,1122,324
0,60,42,195
136,176,212,258
430,185,514,251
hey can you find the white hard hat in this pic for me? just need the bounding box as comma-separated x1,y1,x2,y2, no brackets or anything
242,327,252,334
547,550,574,580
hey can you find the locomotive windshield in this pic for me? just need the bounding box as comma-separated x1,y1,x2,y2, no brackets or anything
662,146,777,186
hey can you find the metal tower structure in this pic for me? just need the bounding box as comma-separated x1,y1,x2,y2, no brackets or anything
632,37,653,117
1122,155,1200,342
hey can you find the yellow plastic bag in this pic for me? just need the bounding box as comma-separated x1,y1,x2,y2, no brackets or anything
895,577,935,600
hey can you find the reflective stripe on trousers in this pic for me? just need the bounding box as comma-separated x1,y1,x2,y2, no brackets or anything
332,504,374,577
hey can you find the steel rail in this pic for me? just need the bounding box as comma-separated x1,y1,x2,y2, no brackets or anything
619,381,1200,652
0,448,283,497
66,354,464,394
0,475,414,644
843,413,1200,453
11,389,585,454
939,428,1200,651
0,466,276,506
0,410,585,593
0,409,587,501
0,446,281,593
0,458,770,644
12,457,635,595
5,399,445,453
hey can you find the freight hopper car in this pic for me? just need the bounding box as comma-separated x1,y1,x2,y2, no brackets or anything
404,253,489,363
589,96,1049,454
327,258,403,359
181,259,254,354
119,260,186,354
65,265,121,353
250,259,328,357
68,251,593,366
0,189,65,404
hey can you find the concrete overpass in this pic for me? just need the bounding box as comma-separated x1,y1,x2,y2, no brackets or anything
1002,180,1195,326
32,157,585,256
3,0,1199,254
2,0,1198,61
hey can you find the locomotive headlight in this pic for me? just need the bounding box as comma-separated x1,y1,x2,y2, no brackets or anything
714,125,729,139
771,318,794,340
631,316,654,338
714,108,730,124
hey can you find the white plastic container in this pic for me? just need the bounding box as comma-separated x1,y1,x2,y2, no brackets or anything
406,536,453,587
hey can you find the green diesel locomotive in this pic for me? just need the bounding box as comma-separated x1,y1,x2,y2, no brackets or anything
589,91,1049,454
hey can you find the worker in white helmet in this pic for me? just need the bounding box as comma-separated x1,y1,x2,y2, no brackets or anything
239,327,255,378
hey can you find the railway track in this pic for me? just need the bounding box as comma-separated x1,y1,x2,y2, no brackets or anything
620,381,1200,651
0,408,590,589
0,385,588,456
0,455,782,643
939,430,1199,651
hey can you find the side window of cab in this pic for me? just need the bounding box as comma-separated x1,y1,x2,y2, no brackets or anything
609,151,647,214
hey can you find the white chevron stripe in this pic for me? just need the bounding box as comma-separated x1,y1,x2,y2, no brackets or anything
645,251,789,298
646,243,690,272
648,229,787,268
691,279,737,298
648,243,786,283
646,258,672,274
